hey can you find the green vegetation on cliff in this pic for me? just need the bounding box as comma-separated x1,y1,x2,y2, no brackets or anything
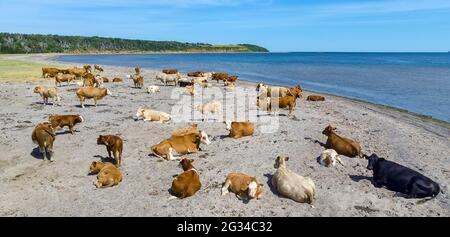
0,33,269,54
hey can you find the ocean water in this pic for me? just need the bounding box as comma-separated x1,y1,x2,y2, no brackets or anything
57,53,450,122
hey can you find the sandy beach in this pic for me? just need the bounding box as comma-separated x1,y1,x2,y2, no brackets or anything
0,54,449,217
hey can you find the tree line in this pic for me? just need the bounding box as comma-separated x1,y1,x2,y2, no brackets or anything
0,33,269,54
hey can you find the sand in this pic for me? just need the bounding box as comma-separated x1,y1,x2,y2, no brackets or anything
0,54,448,217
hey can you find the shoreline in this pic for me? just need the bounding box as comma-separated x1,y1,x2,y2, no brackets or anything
4,53,450,130
0,53,449,217
47,53,450,129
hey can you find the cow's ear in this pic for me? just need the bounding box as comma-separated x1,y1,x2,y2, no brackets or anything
285,157,290,161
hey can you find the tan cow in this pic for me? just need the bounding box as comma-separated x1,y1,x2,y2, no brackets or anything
76,87,111,108
135,108,171,123
89,161,122,188
55,73,76,87
225,121,255,139
151,131,211,161
31,122,56,161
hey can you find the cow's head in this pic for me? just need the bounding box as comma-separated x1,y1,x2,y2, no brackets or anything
366,154,380,170
89,161,106,175
322,125,337,136
248,180,264,200
106,88,112,95
76,115,84,123
224,120,232,130
179,158,195,171
200,131,211,145
33,86,44,94
135,108,145,119
97,135,108,145
274,156,289,168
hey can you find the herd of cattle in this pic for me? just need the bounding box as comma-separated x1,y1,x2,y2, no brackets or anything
30,64,441,204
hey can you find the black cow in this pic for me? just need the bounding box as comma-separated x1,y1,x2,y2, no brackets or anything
366,154,440,199
178,80,194,87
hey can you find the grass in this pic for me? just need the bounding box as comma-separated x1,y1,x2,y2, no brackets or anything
0,55,61,81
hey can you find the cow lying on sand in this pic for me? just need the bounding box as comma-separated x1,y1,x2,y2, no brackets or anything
366,154,440,199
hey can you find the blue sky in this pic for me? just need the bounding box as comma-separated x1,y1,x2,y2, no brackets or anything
1,0,450,52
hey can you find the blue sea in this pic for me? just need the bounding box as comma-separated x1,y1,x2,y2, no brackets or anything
57,53,450,122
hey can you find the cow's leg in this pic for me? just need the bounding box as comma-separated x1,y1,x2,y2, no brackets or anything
79,97,85,108
94,99,97,107
47,143,54,162
221,180,231,196
336,156,345,166
114,150,121,167
40,146,46,161
107,147,112,159
69,125,74,134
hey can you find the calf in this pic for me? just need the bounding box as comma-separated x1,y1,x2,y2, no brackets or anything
48,114,84,135
319,149,344,167
272,156,316,204
225,120,255,139
322,125,363,158
129,74,144,88
97,135,123,167
195,100,222,121
367,154,440,199
102,77,109,83
146,85,160,93
307,95,325,101
221,173,263,200
31,122,56,161
171,158,201,199
76,87,111,108
135,108,171,123
33,86,61,106
89,161,122,188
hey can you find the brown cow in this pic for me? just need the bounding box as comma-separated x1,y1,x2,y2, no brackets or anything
211,73,228,83
322,125,363,158
162,69,178,74
97,135,124,167
31,122,56,161
112,77,123,83
42,67,60,78
187,71,205,77
48,114,84,135
170,158,201,199
307,95,325,101
273,87,302,115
